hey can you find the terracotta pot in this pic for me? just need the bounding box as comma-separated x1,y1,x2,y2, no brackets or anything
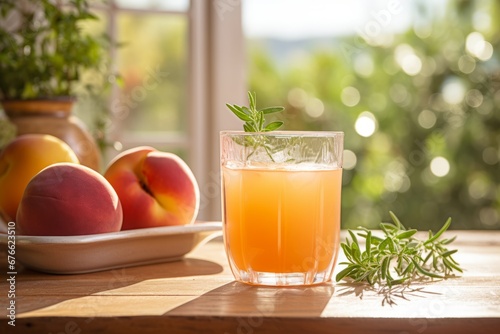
1,98,101,171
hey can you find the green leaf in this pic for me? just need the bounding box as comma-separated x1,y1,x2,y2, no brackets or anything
447,255,460,265
389,278,408,285
335,265,358,282
380,223,398,232
243,123,253,132
424,218,452,245
226,91,285,135
401,262,414,276
396,229,417,239
260,106,285,114
422,251,433,265
226,103,253,121
443,257,463,273
242,106,252,115
358,233,383,244
365,230,372,258
341,243,353,262
381,256,391,280
257,112,264,131
264,121,284,132
248,91,256,111
412,259,443,278
441,249,458,257
378,237,390,251
389,211,404,230
441,236,457,245
348,230,358,245
388,238,396,253
351,242,361,262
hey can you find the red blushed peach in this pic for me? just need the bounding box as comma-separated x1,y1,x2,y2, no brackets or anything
104,147,200,230
0,134,80,222
17,163,122,236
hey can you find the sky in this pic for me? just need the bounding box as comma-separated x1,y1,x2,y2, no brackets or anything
97,0,448,41
242,0,447,40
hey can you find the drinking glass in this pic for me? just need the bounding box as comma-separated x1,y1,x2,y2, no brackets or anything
220,131,344,286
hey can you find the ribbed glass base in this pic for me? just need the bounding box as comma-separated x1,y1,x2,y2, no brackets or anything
233,269,333,286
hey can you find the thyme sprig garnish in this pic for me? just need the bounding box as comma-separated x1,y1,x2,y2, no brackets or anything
226,91,284,132
336,211,462,287
226,92,285,161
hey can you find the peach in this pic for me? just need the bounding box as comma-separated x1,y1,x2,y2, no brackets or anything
104,146,200,230
17,163,122,236
0,134,80,222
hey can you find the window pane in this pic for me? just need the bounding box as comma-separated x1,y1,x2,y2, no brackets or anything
115,0,189,12
116,13,187,134
72,10,110,146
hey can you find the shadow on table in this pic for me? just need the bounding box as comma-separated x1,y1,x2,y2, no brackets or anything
166,281,335,317
12,257,223,314
335,281,442,306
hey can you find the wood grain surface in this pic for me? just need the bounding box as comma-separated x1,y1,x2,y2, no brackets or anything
1,231,500,333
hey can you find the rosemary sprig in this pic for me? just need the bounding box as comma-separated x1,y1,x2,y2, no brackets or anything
336,211,463,286
226,91,284,132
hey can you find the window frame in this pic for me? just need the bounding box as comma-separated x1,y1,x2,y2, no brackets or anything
94,0,246,220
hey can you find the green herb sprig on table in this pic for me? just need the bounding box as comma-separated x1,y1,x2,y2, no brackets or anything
226,92,284,132
336,212,463,287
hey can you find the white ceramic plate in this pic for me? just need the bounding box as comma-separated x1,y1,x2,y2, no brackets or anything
0,222,222,274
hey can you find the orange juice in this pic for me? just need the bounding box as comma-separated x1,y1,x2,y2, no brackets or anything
222,166,342,276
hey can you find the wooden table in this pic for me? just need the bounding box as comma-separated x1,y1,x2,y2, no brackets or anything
1,231,500,333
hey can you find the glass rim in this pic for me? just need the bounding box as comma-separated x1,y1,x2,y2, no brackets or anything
220,130,344,137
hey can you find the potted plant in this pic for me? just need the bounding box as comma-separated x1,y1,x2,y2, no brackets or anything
0,0,108,170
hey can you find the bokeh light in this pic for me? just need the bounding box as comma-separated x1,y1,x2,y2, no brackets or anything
395,44,422,76
384,160,411,193
468,176,490,200
402,54,422,76
343,149,357,170
355,111,377,137
418,109,437,129
304,97,324,118
465,89,483,108
413,23,432,39
430,156,450,177
458,55,476,74
287,88,308,108
389,83,409,104
353,53,374,77
472,11,491,32
442,77,466,105
341,86,360,107
466,32,493,61
480,207,499,227
482,147,499,165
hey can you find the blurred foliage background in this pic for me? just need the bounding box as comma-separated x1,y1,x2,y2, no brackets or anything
73,3,188,158
3,0,496,230
247,0,500,230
